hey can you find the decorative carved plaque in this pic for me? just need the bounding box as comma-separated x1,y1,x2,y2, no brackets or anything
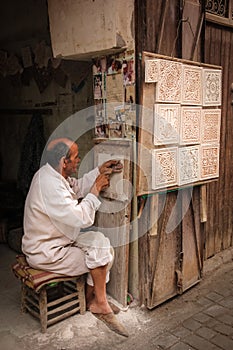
180,107,202,145
156,60,182,103
201,108,221,144
145,59,159,83
152,147,178,189
203,69,222,106
154,104,180,145
182,65,202,105
200,144,220,179
178,145,200,185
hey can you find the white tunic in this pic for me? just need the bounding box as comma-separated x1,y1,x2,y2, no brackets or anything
22,163,113,284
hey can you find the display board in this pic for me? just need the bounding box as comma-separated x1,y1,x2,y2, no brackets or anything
137,52,222,195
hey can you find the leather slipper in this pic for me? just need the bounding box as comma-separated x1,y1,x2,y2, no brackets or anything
108,301,120,314
92,312,129,337
87,302,120,315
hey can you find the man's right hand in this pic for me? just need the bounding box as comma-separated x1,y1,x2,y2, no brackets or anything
90,174,110,197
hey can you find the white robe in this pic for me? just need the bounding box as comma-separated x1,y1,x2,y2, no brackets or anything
22,163,113,285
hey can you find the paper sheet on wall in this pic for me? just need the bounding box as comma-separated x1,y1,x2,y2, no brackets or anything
106,74,124,103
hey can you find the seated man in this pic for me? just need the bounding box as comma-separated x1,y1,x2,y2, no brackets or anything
22,137,128,336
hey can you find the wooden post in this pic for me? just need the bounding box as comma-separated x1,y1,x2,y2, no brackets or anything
39,287,48,333
76,276,86,315
156,0,169,53
200,184,207,223
128,136,139,299
149,194,159,236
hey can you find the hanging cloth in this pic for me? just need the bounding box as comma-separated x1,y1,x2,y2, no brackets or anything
17,112,46,196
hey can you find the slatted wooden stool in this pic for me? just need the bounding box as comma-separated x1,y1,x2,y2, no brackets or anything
12,255,86,333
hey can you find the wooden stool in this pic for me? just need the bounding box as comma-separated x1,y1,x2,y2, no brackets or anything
12,255,86,333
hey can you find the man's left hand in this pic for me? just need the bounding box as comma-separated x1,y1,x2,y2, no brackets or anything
99,160,123,175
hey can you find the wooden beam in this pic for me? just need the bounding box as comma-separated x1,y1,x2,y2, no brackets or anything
0,108,53,115
191,11,205,61
156,0,169,53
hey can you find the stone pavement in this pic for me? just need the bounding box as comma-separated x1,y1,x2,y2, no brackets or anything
1,243,233,350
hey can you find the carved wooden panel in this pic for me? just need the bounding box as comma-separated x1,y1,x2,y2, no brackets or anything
154,104,180,145
156,60,182,103
201,108,221,144
203,69,222,106
180,107,202,145
152,147,178,189
145,59,159,83
178,145,200,185
200,144,220,180
182,65,202,105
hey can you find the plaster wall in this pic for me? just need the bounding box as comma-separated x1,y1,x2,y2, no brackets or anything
48,0,135,59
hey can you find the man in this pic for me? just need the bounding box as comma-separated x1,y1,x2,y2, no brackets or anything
22,137,128,337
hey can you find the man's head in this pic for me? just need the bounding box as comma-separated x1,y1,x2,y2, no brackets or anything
46,138,80,178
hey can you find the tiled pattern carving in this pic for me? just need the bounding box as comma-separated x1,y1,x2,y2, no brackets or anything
143,57,222,190
145,59,159,83
182,65,202,105
152,147,178,189
203,69,222,106
156,60,182,103
201,109,221,144
178,146,200,185
180,107,201,145
200,144,219,179
154,104,180,145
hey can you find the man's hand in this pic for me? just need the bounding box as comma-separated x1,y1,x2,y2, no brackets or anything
99,160,123,175
90,174,110,197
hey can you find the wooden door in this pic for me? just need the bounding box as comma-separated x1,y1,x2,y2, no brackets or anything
204,19,233,258
138,187,204,309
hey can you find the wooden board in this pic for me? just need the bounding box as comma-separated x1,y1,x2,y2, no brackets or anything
94,139,132,306
181,188,203,291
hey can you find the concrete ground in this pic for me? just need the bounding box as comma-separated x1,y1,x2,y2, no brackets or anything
1,243,233,350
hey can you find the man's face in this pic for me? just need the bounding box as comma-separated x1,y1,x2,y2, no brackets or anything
64,143,80,177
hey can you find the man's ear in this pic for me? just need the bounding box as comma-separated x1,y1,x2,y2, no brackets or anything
61,156,67,168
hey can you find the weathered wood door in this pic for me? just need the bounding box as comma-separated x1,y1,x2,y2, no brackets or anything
204,19,233,258
138,187,204,308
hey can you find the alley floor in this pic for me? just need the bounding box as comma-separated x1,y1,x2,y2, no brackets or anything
0,243,233,350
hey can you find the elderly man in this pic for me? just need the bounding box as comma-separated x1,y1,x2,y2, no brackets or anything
22,137,128,337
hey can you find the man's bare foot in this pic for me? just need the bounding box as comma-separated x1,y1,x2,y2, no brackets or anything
86,285,95,310
89,298,113,314
86,295,95,310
